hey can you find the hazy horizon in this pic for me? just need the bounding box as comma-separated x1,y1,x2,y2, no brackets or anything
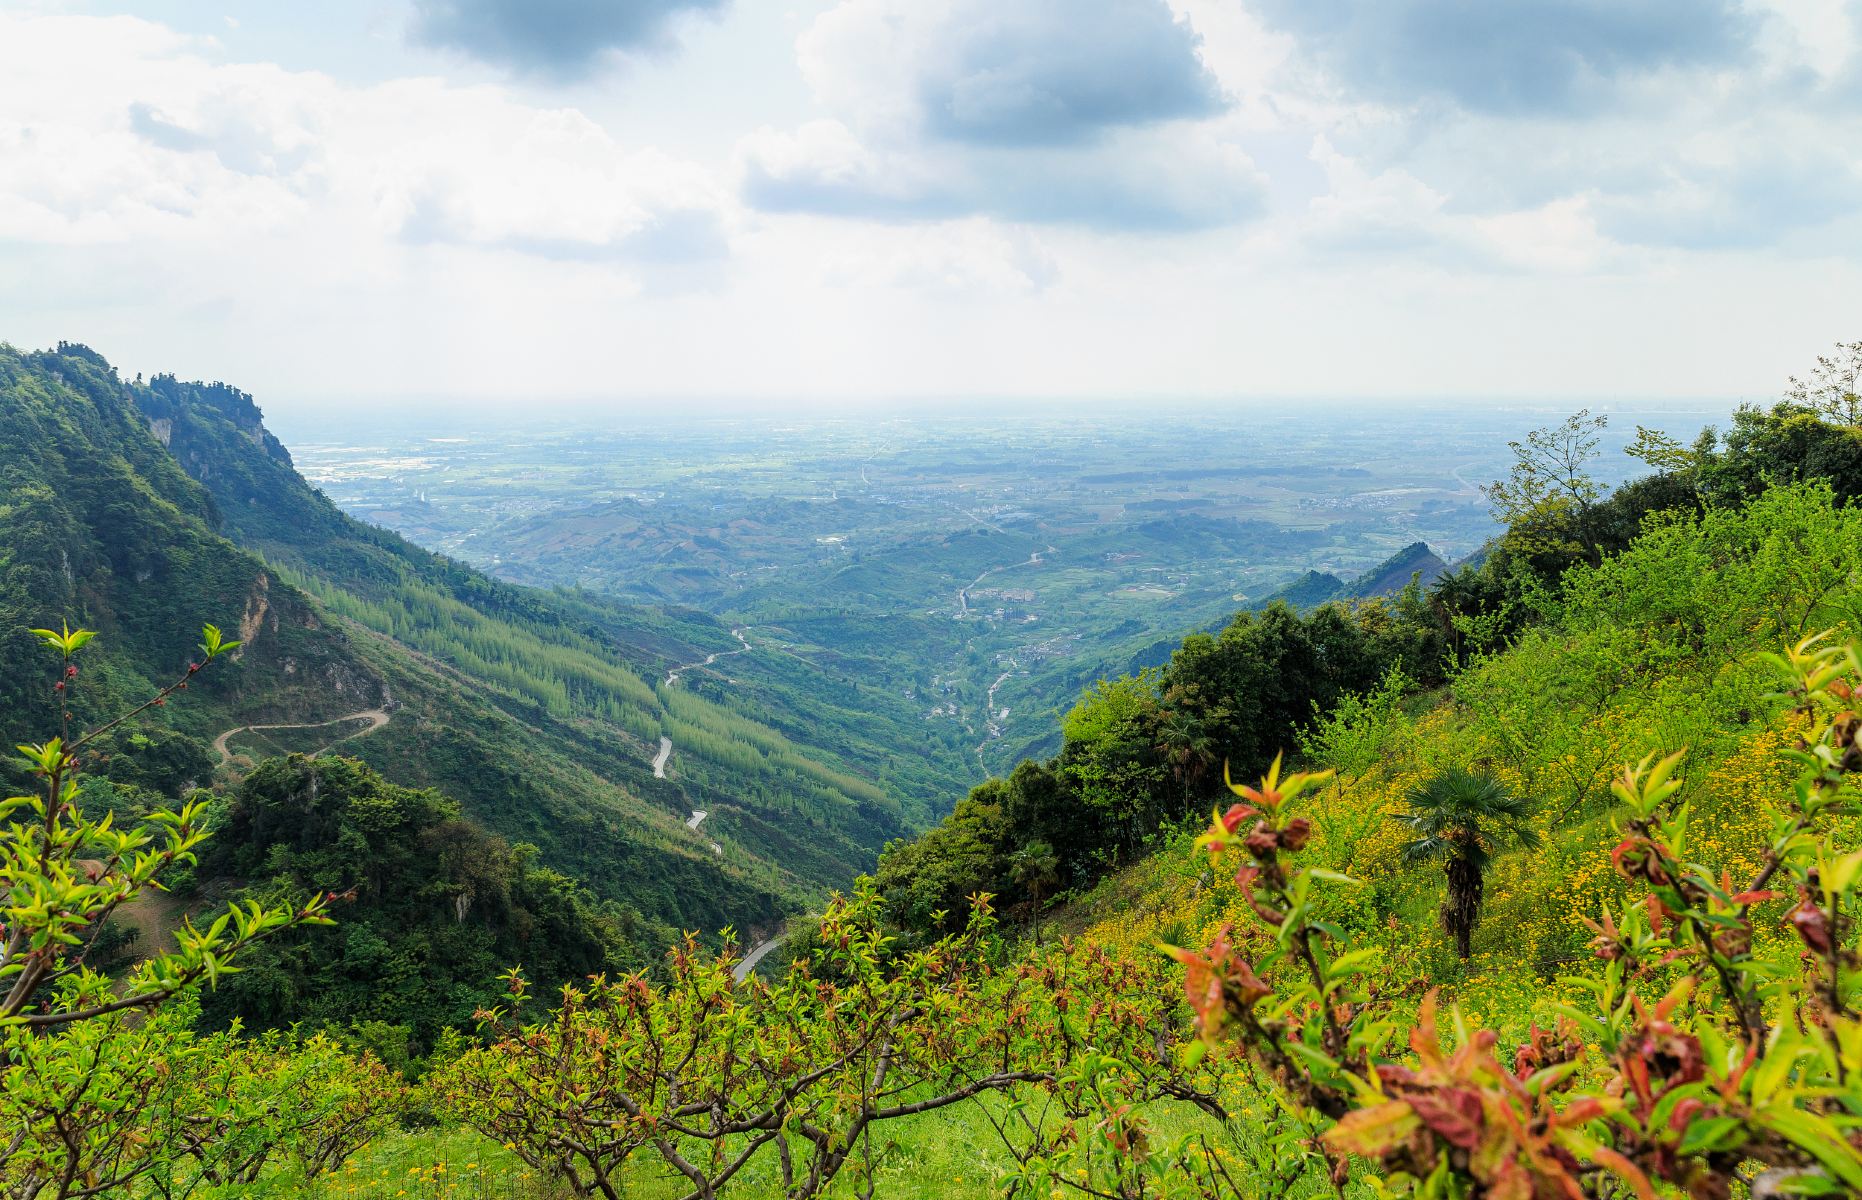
253,391,1749,432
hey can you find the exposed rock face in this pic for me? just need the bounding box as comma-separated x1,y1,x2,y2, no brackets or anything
238,572,271,651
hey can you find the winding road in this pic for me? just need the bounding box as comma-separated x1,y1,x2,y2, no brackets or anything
653,740,721,853
976,661,1018,768
664,627,753,686
733,935,786,983
956,545,1055,617
657,633,762,854
212,708,390,764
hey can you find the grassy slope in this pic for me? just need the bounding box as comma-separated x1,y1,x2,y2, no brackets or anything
1072,482,1847,1031
274,481,1862,1198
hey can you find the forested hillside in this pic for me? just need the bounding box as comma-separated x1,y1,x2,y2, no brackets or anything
10,341,1862,1200
0,341,958,958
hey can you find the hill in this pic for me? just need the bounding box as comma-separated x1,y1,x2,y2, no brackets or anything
1253,542,1448,611
265,399,1862,1200
0,341,957,954
1342,539,1448,597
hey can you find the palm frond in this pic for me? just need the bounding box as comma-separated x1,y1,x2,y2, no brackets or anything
1399,835,1452,865
1393,767,1540,861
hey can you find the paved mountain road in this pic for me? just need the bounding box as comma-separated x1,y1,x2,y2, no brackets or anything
734,935,786,983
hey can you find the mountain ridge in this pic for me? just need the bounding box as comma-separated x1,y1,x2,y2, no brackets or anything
0,341,947,949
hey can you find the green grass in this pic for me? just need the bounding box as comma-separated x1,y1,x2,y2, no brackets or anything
267,1092,1230,1200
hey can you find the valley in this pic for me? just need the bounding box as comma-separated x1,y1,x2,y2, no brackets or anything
284,402,1723,781
9,0,1850,1191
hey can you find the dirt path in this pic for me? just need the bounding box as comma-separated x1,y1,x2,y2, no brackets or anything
957,545,1055,616
664,627,753,687
734,935,786,983
110,887,193,962
212,707,390,764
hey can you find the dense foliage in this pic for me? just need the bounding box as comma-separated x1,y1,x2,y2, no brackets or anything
1165,634,1862,1198
8,341,1862,1200
435,886,1190,1200
0,621,389,1199
195,754,640,1050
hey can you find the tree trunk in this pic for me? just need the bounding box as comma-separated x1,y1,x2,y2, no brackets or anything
1444,852,1484,960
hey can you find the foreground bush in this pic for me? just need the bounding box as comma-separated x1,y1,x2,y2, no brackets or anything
0,623,403,1199
435,882,1212,1200
1166,632,1862,1198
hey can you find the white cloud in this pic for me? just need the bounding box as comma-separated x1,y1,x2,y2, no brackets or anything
1,5,1860,410
0,13,728,263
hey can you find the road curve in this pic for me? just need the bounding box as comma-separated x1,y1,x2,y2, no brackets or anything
652,736,673,778
213,708,390,764
734,935,786,983
664,628,753,687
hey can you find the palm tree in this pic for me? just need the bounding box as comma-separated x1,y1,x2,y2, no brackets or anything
1395,768,1540,960
1154,707,1217,808
1009,841,1061,945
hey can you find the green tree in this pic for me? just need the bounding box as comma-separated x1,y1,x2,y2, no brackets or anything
1,622,333,1198
1786,338,1862,424
1153,705,1217,807
1697,401,1862,508
1008,839,1059,943
1483,409,1608,562
1393,767,1540,959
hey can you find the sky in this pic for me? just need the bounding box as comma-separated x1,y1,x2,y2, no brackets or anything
1,0,1858,414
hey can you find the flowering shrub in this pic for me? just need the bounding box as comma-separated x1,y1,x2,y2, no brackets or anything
0,622,342,1198
1162,632,1862,1197
435,881,1216,1200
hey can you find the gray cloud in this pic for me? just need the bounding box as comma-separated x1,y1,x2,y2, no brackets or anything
1595,150,1862,249
744,135,1262,231
743,0,1250,230
1255,0,1757,115
914,0,1225,145
409,0,726,79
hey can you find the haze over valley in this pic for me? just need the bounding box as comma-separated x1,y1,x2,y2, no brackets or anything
285,402,1723,785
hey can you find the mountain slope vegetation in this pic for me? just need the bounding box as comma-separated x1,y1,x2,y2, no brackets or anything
302,369,1862,1199
0,341,960,951
11,339,1862,1200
